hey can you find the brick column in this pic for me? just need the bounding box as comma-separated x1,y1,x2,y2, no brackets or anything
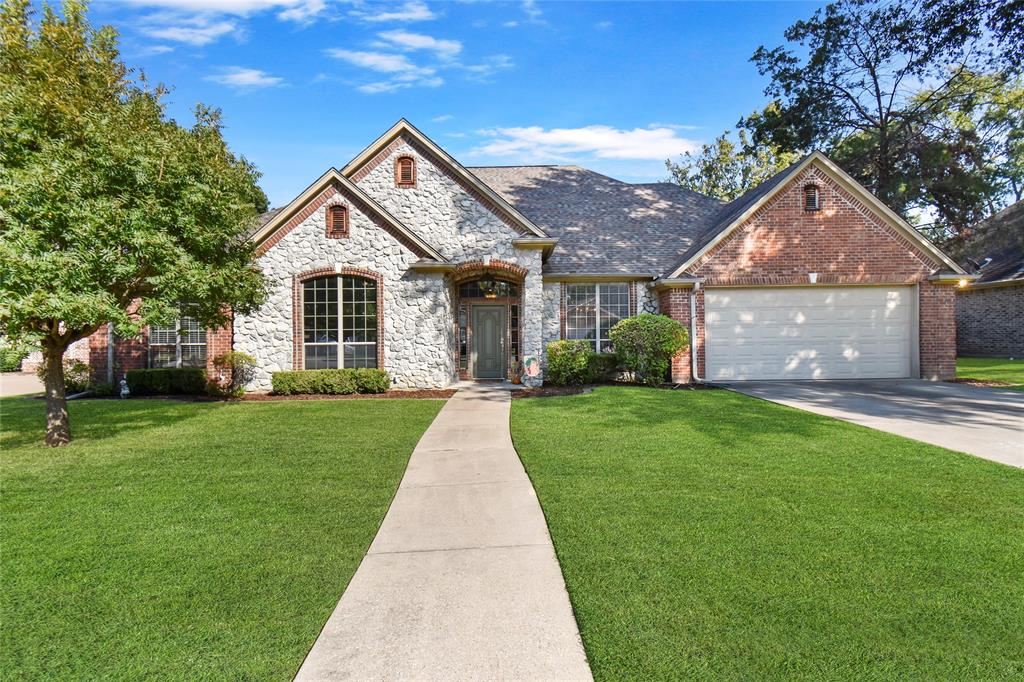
919,281,956,380
657,288,693,383
206,312,234,384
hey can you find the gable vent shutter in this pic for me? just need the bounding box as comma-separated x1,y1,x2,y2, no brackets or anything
396,157,415,187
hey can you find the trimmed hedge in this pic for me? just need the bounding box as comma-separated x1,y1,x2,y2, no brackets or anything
545,340,620,386
271,368,391,395
126,368,207,396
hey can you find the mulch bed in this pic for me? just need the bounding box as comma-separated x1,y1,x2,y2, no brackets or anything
948,378,1018,389
243,389,456,401
512,382,721,399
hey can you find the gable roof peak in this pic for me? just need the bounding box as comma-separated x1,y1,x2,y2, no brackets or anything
342,120,549,238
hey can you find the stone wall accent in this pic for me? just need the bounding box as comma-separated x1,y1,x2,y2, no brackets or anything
355,135,543,385
956,284,1023,358
235,183,452,390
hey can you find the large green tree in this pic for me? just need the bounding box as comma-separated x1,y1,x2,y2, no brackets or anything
0,0,268,445
742,0,1022,244
666,111,801,202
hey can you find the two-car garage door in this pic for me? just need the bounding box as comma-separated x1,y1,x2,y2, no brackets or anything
705,287,913,381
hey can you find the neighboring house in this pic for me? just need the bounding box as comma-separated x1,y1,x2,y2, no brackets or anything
955,201,1024,358
75,120,966,389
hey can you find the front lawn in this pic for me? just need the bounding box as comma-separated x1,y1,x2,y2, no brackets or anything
957,356,1024,391
512,387,1024,680
1,397,443,680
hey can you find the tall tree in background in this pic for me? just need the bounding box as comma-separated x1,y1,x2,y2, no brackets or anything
666,111,801,202
0,0,268,445
743,0,1022,245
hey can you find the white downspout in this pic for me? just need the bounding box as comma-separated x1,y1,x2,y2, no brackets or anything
690,283,702,383
106,322,114,385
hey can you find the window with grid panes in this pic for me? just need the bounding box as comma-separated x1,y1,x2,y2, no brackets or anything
565,283,630,352
302,276,378,369
149,311,206,368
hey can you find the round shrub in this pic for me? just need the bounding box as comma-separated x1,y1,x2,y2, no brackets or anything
545,340,593,386
212,351,257,397
608,314,689,386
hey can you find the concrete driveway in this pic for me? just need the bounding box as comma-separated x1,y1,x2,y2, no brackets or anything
1,372,43,397
727,380,1024,469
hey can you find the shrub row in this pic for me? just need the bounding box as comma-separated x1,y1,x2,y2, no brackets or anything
271,368,390,395
545,314,689,387
126,368,207,395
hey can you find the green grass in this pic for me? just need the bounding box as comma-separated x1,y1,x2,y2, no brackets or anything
512,387,1024,680
957,357,1024,391
1,396,443,680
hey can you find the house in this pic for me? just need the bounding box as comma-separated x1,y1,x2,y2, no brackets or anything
77,119,967,389
955,201,1024,358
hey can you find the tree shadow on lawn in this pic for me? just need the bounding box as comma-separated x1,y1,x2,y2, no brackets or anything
518,386,830,448
0,396,225,451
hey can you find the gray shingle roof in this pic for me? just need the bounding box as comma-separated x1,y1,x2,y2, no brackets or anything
469,165,724,276
961,200,1024,284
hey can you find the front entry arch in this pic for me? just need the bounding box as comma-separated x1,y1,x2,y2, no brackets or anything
454,271,523,381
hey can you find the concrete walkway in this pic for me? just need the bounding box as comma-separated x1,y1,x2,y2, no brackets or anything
728,380,1024,469
0,372,43,397
295,386,592,681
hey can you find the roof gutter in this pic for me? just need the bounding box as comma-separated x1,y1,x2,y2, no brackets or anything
543,273,658,283
927,272,978,287
650,276,704,291
512,237,558,261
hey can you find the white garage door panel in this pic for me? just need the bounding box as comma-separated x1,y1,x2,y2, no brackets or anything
706,287,912,381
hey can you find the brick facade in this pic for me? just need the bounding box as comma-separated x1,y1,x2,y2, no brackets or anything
657,288,693,383
956,284,1024,358
660,166,958,381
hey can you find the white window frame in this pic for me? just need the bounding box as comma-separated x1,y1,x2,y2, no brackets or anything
302,275,378,369
565,282,631,353
149,315,206,368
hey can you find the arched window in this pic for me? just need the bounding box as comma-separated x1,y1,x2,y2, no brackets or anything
302,275,378,369
395,156,416,188
803,184,821,212
326,205,348,238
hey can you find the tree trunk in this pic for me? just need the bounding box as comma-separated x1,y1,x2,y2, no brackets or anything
42,341,71,447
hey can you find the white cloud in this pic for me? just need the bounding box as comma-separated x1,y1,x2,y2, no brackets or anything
205,66,284,89
120,0,327,16
278,0,328,22
461,53,513,79
473,125,701,161
326,48,428,73
141,19,237,45
374,29,461,59
432,114,454,122
326,48,440,92
596,20,612,30
351,1,435,23
521,0,544,24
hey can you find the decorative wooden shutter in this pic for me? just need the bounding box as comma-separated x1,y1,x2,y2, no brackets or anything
327,205,348,237
396,156,415,187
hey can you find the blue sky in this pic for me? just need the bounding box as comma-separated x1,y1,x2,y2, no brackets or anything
84,1,821,207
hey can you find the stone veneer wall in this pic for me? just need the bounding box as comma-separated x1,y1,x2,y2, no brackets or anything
237,134,545,390
353,136,543,385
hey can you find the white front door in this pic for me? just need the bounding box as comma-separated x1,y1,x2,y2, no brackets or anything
705,286,913,381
